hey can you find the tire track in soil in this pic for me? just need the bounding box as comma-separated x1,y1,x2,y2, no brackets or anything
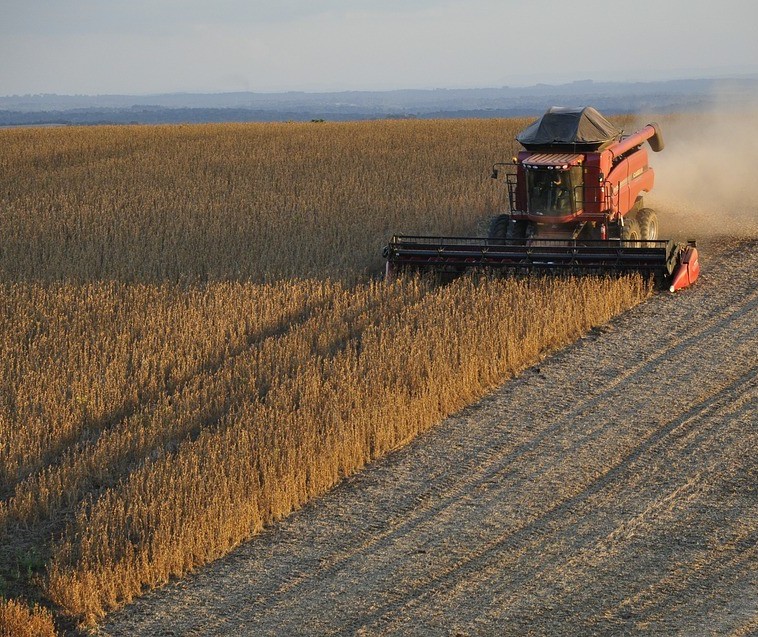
347,370,757,636
100,239,758,637
396,382,757,637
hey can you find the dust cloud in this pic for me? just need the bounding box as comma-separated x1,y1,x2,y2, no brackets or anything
642,100,758,242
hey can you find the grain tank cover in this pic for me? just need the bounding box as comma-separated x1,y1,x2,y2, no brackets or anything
516,106,621,151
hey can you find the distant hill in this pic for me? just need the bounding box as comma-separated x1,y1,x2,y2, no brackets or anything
1,77,756,126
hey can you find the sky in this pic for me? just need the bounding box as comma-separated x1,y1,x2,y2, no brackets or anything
1,0,757,96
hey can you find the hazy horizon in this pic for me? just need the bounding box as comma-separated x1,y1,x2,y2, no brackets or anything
2,0,757,97
3,72,758,100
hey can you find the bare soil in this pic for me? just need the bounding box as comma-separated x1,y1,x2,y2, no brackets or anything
100,237,757,637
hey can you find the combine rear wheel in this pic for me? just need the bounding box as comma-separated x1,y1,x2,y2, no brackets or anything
622,218,641,245
637,208,659,240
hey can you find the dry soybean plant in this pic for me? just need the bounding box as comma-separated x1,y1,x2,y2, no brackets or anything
0,598,56,637
0,119,524,283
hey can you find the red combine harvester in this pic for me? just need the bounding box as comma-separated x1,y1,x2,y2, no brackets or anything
384,107,700,292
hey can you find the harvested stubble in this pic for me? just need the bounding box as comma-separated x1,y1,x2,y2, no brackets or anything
0,119,650,631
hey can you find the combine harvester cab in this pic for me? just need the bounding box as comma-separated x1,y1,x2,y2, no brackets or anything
384,107,699,291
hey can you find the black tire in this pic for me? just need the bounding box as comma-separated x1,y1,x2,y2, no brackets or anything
488,214,510,244
621,218,641,245
637,208,659,241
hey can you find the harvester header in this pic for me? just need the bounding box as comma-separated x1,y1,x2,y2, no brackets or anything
384,106,699,292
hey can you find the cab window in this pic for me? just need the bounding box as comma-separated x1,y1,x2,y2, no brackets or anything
526,167,583,215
